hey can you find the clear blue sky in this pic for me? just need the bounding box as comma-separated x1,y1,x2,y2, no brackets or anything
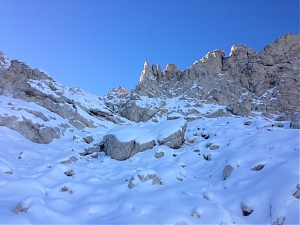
0,0,299,96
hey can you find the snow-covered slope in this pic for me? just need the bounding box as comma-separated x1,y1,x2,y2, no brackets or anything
0,34,299,224
0,116,299,224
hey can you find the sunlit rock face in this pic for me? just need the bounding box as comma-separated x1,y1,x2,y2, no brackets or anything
115,33,299,122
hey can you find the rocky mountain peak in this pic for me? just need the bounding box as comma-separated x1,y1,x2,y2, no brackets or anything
0,51,11,69
111,33,300,122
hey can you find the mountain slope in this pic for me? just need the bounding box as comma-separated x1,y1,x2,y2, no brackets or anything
0,34,299,224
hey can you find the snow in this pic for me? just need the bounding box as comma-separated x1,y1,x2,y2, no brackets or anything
106,117,186,144
0,112,299,224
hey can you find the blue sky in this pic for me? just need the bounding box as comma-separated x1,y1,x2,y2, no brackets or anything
0,0,299,96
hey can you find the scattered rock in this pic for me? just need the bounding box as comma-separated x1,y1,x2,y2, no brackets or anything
128,170,163,189
191,208,202,218
244,121,252,126
60,186,73,194
206,142,212,148
274,122,284,128
84,146,99,155
223,165,234,180
91,153,98,158
64,169,75,177
83,135,94,144
203,194,210,201
60,156,78,164
11,202,28,214
241,202,254,216
210,145,219,150
203,154,212,161
250,164,265,171
293,189,300,199
73,135,81,141
155,151,164,158
201,133,210,139
167,112,182,120
272,216,285,225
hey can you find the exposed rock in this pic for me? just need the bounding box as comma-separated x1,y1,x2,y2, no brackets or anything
11,202,28,214
100,134,155,161
0,55,120,143
241,202,254,216
290,111,300,129
83,135,94,144
167,112,182,120
121,33,300,121
206,109,229,118
118,100,163,123
250,164,265,171
64,169,75,177
206,142,212,148
210,145,219,150
91,153,98,158
293,189,300,199
272,216,285,225
203,154,212,161
223,165,234,180
0,115,60,144
157,120,187,149
60,156,78,164
244,121,252,126
84,146,99,155
155,151,164,158
128,170,162,189
191,207,202,218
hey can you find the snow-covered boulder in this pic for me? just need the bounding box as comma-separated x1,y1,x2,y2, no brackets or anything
99,118,187,160
156,118,187,149
100,133,155,161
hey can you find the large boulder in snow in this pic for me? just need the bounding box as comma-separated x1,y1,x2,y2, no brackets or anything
100,118,187,160
156,118,187,149
100,133,155,161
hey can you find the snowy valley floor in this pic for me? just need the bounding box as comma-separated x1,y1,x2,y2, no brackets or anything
0,116,299,224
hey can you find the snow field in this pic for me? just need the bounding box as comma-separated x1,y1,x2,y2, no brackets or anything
0,115,299,224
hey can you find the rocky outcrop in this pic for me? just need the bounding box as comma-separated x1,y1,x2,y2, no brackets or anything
114,33,299,121
0,54,124,143
0,115,60,144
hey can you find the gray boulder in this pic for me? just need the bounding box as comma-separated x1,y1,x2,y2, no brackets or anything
83,135,94,144
157,119,187,149
222,165,234,180
100,134,155,161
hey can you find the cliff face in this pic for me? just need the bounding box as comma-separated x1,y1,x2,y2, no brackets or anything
115,33,299,122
